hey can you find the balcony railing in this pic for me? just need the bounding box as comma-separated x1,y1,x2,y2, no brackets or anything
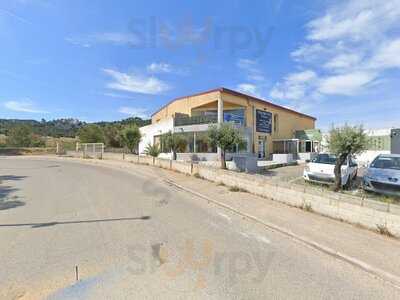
174,115,218,126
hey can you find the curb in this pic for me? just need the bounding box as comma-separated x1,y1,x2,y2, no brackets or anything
164,178,400,290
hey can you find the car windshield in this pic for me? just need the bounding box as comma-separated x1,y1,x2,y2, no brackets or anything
312,154,338,165
371,156,400,170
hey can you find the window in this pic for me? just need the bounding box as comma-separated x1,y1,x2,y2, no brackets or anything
195,132,217,153
371,156,400,170
273,114,279,132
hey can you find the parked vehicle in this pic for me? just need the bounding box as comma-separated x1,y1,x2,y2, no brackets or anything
363,154,400,196
303,153,358,187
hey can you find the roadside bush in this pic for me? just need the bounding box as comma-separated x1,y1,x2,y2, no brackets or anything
6,125,45,147
78,124,105,143
144,143,160,157
120,125,141,154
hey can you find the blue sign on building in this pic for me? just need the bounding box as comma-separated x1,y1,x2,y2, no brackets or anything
256,110,272,133
224,109,245,126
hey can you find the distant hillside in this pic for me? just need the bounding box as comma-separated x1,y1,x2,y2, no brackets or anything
0,117,151,138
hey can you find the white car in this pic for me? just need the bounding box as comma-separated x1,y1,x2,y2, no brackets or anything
303,153,358,187
363,154,400,196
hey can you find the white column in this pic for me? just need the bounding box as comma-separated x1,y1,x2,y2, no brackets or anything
193,132,197,153
217,96,224,124
217,95,224,159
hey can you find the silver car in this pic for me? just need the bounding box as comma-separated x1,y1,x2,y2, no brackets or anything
363,154,400,196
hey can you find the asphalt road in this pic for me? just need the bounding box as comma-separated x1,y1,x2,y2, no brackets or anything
1,158,399,299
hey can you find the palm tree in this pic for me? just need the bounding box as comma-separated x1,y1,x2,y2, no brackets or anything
144,143,160,157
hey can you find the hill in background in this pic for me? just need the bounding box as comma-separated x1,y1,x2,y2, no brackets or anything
0,117,151,138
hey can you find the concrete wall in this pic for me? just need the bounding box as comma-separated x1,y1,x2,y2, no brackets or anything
195,164,400,237
177,152,218,161
272,153,294,163
67,151,400,237
139,118,174,154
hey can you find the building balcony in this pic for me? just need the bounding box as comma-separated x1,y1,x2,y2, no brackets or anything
174,115,218,126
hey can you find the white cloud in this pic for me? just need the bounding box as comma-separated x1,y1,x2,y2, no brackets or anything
286,70,317,83
236,83,261,97
66,32,140,48
306,1,400,42
4,100,48,113
318,71,377,95
147,62,172,73
369,38,400,69
236,58,269,98
237,59,265,82
291,43,326,61
0,8,32,25
271,0,400,104
102,93,137,100
103,68,171,95
323,53,362,71
118,107,148,118
270,70,317,100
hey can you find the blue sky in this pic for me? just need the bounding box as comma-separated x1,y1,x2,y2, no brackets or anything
1,0,399,130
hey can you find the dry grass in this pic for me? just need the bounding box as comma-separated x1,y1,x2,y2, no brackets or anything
229,186,248,193
302,202,313,212
376,224,395,237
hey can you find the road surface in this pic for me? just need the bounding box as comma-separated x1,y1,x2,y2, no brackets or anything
0,157,399,299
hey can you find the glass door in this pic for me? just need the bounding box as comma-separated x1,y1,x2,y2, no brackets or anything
258,139,265,159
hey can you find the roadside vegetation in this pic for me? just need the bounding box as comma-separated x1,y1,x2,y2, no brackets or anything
120,125,142,154
0,117,149,151
6,125,45,147
144,143,161,157
328,124,367,191
163,131,187,160
208,123,245,169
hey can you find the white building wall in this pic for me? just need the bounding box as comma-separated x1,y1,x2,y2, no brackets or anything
139,118,174,155
322,128,393,166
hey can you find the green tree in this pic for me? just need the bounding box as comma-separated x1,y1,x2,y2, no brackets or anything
328,124,367,191
103,124,122,148
7,125,34,147
144,143,160,157
78,124,105,143
30,134,46,147
164,131,187,160
208,123,245,169
120,125,141,154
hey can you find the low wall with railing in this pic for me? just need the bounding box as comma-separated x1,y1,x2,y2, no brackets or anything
65,150,400,237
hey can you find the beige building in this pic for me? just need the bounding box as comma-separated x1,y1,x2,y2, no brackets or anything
140,87,318,160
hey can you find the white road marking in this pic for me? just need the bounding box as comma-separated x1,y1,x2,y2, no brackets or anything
252,234,271,245
239,231,271,245
217,212,232,223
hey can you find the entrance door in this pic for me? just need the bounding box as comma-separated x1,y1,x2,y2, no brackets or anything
258,139,265,159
